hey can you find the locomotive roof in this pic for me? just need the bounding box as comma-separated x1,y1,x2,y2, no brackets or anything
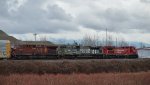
103,46,136,48
18,41,56,46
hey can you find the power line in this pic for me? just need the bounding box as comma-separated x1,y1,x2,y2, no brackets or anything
106,28,107,46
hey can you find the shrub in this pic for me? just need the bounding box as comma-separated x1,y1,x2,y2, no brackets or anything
0,59,150,75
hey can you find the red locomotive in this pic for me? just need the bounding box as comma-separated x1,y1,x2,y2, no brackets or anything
12,44,58,59
102,46,138,58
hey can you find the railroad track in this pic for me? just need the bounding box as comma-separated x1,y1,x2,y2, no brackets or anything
1,58,149,62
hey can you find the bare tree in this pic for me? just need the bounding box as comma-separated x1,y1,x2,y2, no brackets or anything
81,34,100,46
81,34,115,46
118,38,129,46
39,35,47,41
140,42,145,48
81,35,92,46
106,34,114,46
80,33,129,47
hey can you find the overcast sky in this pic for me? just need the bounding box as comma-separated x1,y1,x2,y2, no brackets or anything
0,0,150,43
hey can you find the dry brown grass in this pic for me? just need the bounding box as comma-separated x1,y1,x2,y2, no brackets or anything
0,72,149,85
0,59,150,75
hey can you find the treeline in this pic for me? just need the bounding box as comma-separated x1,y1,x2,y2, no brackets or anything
81,34,129,46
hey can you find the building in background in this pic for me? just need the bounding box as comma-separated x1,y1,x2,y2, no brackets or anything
137,47,150,58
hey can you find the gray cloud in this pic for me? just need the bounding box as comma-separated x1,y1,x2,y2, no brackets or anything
140,0,150,3
0,0,150,34
0,0,9,17
77,8,130,32
0,0,78,34
76,3,150,33
46,5,72,21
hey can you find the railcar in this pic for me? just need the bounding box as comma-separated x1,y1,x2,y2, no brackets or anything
57,45,103,59
0,40,11,59
78,46,103,58
57,45,79,59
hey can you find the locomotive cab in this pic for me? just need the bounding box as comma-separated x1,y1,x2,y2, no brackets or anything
102,46,138,59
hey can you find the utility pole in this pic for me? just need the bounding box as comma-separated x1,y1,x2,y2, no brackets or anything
106,28,108,46
116,37,117,47
116,32,118,47
34,33,37,41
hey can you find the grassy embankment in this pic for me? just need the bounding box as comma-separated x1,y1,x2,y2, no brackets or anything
0,59,150,85
0,72,150,85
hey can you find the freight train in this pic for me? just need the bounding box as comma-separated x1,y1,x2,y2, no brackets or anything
0,40,138,59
